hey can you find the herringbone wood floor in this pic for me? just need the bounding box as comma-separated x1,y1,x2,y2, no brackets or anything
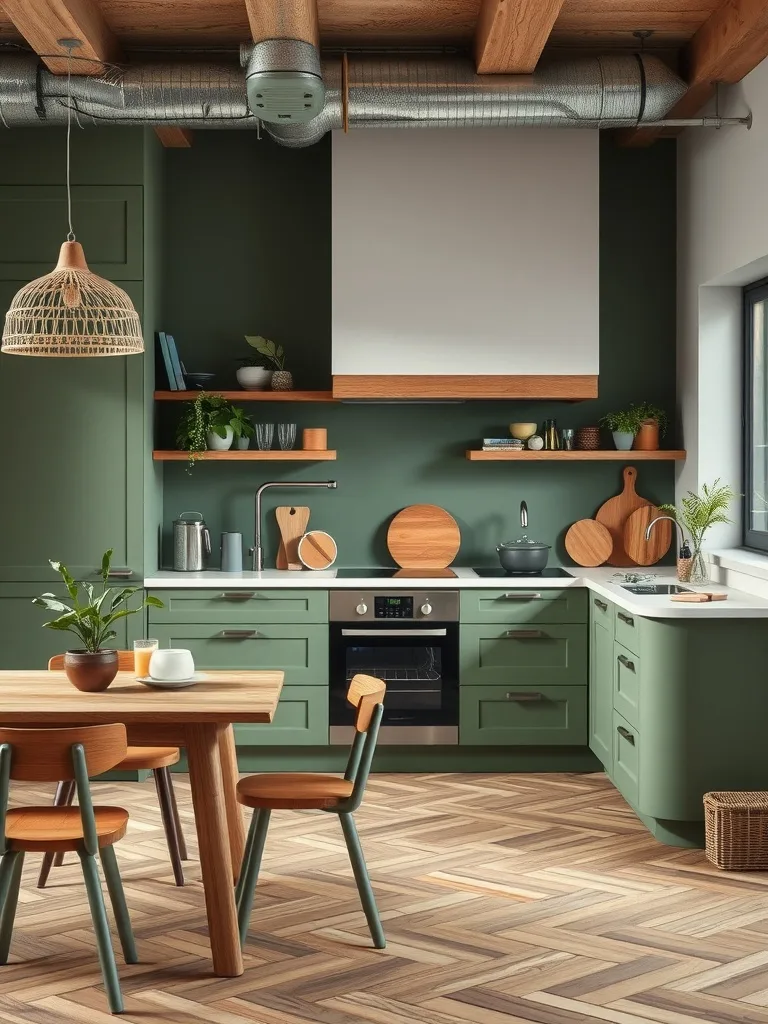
2,771,768,1022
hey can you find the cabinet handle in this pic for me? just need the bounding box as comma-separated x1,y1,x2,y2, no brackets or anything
617,725,635,745
215,629,258,639
95,568,133,578
617,654,635,671
593,598,608,612
617,612,635,626
503,629,547,639
502,592,542,600
220,592,257,600
506,692,545,702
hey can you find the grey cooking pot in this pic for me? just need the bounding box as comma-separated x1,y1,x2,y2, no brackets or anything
496,538,551,573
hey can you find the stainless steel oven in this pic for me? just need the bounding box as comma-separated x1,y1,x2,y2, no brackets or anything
329,590,459,745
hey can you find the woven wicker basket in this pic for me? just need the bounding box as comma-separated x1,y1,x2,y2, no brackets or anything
704,791,768,870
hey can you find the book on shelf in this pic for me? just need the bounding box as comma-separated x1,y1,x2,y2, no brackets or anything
165,334,186,390
481,446,524,452
156,332,177,390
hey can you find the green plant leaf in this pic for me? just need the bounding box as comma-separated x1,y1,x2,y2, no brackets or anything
145,595,165,608
50,559,79,600
108,587,139,612
100,549,113,584
32,596,71,614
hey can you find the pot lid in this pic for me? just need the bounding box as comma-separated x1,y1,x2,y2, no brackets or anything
498,535,551,550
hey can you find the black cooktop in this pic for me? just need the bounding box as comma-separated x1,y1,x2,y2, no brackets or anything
472,567,574,578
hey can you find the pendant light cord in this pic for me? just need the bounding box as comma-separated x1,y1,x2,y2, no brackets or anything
66,48,75,242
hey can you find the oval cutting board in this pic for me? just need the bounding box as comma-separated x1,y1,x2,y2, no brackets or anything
595,467,652,567
623,505,672,566
387,504,461,569
564,519,612,567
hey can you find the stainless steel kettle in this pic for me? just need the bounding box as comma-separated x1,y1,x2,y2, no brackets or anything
173,512,211,571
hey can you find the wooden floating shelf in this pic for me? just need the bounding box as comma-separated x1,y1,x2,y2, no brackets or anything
153,450,337,462
466,450,686,461
154,391,336,402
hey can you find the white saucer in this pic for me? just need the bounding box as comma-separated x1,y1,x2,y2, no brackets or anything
137,672,207,689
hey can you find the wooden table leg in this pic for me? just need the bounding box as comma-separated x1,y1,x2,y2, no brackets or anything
218,724,245,883
185,723,243,978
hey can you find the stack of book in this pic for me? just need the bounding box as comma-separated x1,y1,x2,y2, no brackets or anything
481,437,524,452
156,332,186,390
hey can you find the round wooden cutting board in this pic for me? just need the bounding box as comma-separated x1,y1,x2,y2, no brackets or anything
387,504,461,569
298,530,338,570
564,519,612,567
623,505,672,566
595,466,652,567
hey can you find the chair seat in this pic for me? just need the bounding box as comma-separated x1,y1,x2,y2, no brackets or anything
237,772,354,810
116,746,180,771
6,806,129,853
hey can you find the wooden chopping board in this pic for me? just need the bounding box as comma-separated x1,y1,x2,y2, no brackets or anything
387,504,461,569
298,530,337,570
276,506,310,570
595,467,652,567
624,505,672,566
564,519,612,567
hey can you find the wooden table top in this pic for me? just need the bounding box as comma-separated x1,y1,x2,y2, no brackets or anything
0,670,284,724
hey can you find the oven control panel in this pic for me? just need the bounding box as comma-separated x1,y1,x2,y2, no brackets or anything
330,590,459,622
374,596,413,618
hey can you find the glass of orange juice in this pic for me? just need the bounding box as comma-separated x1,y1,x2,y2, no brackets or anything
134,638,159,679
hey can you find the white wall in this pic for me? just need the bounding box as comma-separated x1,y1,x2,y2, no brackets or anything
678,57,768,587
332,129,599,376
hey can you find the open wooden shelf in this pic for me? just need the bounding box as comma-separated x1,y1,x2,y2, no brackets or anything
466,449,686,461
153,450,337,462
154,390,336,402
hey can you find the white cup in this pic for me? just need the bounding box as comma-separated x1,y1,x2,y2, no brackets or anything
149,648,195,681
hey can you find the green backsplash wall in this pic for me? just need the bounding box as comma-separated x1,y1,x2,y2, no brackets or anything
161,132,677,568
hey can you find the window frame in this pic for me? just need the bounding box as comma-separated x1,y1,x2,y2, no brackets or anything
743,277,768,553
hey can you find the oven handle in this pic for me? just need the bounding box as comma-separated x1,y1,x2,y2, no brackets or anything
340,628,448,637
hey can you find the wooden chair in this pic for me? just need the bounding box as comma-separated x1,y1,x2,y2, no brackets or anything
0,723,136,1014
39,652,188,888
235,674,387,949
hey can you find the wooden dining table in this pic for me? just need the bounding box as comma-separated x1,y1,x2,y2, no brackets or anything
0,668,284,978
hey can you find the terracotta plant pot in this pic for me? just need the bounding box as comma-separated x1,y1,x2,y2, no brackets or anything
634,419,660,451
63,649,119,692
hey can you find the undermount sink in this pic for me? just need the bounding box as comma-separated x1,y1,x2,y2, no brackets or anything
621,584,693,595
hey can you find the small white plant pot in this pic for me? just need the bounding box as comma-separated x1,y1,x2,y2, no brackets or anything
235,435,251,451
206,427,234,451
612,430,635,451
236,366,273,391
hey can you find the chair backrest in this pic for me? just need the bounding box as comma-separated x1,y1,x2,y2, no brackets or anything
48,650,135,671
0,724,127,782
347,674,387,733
342,674,385,811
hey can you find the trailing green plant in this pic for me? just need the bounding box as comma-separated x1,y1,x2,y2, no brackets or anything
33,550,163,653
599,406,643,435
230,405,254,441
176,392,239,472
635,401,668,438
660,479,736,550
244,335,286,371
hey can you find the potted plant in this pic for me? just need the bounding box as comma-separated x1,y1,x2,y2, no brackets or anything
33,550,163,692
176,392,239,470
236,340,272,391
633,402,668,451
600,407,643,450
660,479,736,584
244,335,292,391
231,405,255,450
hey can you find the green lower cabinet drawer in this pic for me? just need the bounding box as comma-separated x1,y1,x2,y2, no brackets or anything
613,642,640,727
151,624,327,684
461,588,586,625
148,589,328,624
460,624,587,686
235,686,328,746
612,711,640,808
460,685,587,746
615,607,640,656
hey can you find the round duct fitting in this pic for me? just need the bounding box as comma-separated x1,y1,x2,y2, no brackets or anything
244,39,324,125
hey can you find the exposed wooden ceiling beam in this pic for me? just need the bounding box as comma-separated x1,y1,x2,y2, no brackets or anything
622,0,768,145
0,0,122,75
154,127,194,148
475,0,566,74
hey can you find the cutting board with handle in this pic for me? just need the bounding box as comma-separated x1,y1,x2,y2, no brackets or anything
564,519,612,567
623,505,672,566
275,506,310,570
387,504,461,569
595,467,652,567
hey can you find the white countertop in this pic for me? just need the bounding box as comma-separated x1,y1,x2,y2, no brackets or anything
144,567,768,618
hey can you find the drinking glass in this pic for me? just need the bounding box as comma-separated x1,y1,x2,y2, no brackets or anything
278,423,297,450
254,423,275,450
134,638,159,679
560,428,575,451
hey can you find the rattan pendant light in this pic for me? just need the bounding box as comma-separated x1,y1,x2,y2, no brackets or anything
1,42,143,357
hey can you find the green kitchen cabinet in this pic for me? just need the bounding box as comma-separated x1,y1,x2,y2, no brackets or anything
460,588,587,625
460,684,587,746
612,710,640,809
148,589,328,625
613,642,640,728
235,685,328,746
588,594,614,772
460,623,587,687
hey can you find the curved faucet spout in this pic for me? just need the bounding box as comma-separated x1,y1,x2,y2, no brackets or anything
253,480,338,571
645,515,687,553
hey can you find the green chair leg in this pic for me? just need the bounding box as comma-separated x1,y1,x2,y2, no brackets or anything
79,851,124,1014
235,812,259,909
0,851,23,965
338,812,386,949
237,809,271,947
100,846,138,965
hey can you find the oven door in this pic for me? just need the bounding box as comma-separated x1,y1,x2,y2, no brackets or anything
329,622,459,745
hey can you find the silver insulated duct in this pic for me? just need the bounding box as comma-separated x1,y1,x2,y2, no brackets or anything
0,52,686,146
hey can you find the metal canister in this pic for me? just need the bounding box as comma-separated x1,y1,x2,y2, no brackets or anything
173,512,212,571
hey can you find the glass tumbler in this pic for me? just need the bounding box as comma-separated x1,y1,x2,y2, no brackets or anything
278,423,297,450
254,423,275,450
560,428,575,451
134,638,158,678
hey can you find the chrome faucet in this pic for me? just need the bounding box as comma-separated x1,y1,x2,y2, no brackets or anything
645,515,687,554
251,481,337,571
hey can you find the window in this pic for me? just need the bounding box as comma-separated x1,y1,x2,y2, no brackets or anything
744,279,768,552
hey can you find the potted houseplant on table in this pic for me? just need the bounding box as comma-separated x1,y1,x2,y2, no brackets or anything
33,550,163,692
600,407,643,450
660,479,736,584
633,402,668,451
244,335,293,391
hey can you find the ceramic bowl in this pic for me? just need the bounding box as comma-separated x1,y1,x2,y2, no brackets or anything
236,366,273,390
149,648,195,682
509,422,538,441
